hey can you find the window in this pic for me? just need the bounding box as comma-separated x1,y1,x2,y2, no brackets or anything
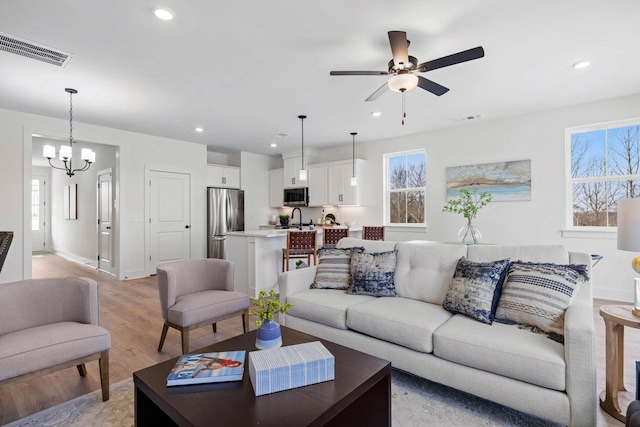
31,179,40,231
568,120,640,227
385,150,426,225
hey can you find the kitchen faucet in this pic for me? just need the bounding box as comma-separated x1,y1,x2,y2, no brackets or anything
291,207,303,230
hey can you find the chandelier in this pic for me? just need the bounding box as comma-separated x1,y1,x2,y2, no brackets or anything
43,88,95,177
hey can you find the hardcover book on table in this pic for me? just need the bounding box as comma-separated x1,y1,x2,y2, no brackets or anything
166,350,246,386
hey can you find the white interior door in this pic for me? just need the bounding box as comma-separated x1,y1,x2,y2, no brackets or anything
149,170,191,272
97,169,113,273
31,175,46,253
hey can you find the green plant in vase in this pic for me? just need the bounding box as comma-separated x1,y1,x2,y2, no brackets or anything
279,215,290,226
249,290,292,328
442,188,492,244
250,290,292,349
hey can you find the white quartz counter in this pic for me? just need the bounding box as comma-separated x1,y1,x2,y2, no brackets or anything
227,227,361,238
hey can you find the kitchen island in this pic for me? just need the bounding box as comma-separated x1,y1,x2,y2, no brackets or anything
226,227,361,298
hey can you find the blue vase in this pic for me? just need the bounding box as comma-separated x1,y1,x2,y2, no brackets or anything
255,320,282,350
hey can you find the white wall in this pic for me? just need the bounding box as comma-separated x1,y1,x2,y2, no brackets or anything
239,152,280,230
0,107,207,283
317,93,640,301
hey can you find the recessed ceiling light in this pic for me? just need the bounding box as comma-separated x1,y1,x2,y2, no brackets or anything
573,61,591,69
270,143,277,148
194,127,204,132
371,112,382,117
154,7,175,21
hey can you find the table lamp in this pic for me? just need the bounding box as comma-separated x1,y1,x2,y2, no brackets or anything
617,198,640,316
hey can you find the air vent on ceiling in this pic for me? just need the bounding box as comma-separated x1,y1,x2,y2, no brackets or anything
0,32,73,67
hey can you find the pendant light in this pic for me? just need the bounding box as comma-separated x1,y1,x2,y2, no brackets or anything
298,115,307,181
43,88,95,176
350,132,358,186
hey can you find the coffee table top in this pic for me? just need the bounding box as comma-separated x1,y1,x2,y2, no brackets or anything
133,326,391,426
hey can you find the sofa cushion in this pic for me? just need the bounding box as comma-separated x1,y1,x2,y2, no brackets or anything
168,290,249,327
287,289,375,329
347,250,398,297
0,322,111,381
433,314,566,391
443,257,510,324
495,261,588,336
346,297,453,353
311,247,363,290
394,242,467,305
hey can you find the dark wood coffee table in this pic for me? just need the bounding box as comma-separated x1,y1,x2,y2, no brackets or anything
133,326,391,426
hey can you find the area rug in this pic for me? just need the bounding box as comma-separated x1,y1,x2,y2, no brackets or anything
6,370,559,427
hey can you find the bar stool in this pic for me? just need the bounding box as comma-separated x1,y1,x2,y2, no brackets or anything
322,227,349,248
282,230,318,272
362,226,385,241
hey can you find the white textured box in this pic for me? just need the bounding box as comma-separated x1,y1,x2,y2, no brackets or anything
248,341,335,396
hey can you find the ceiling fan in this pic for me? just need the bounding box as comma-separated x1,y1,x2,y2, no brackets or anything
330,31,485,102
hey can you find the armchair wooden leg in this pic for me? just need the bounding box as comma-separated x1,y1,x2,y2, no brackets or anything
212,323,217,333
158,323,169,352
242,311,248,333
99,350,110,402
76,364,87,377
181,330,190,354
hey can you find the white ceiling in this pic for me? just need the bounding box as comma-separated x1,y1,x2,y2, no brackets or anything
1,0,639,157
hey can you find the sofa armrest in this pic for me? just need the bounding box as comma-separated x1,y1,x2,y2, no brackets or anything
279,266,317,302
563,278,597,426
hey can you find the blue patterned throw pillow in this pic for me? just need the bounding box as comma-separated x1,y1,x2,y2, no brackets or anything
495,261,589,336
443,257,510,324
347,250,398,297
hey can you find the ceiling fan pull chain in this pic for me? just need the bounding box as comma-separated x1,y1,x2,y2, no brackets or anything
401,89,406,125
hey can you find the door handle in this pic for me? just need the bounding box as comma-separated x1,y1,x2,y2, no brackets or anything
185,225,190,229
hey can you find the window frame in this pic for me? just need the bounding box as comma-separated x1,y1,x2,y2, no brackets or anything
564,117,640,235
383,149,426,227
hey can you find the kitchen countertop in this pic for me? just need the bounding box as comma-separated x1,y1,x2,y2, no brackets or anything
228,227,360,238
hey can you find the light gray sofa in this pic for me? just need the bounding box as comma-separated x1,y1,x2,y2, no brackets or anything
0,277,111,401
279,238,596,426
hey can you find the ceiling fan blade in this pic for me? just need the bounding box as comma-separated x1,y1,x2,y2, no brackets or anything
388,31,409,68
417,76,449,96
365,82,389,102
417,46,485,72
330,71,388,76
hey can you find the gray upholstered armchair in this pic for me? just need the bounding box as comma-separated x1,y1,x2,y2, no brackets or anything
156,258,250,354
0,277,111,401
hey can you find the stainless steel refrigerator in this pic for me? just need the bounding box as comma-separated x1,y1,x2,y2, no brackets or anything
207,187,244,259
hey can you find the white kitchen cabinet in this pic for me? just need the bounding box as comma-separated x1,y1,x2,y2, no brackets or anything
328,160,364,205
308,165,328,206
283,157,307,188
269,169,284,207
207,165,240,188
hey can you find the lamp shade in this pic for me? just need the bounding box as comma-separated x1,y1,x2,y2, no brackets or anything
43,145,56,159
59,145,72,160
388,74,419,92
617,198,640,252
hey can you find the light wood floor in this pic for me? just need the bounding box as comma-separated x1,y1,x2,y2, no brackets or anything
0,253,635,425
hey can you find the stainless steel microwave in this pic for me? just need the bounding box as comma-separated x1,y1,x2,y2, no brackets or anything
283,187,308,207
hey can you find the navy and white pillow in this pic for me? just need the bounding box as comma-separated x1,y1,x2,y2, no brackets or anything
495,261,589,336
443,257,510,324
347,250,398,297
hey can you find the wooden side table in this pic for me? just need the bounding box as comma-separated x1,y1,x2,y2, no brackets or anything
600,304,640,422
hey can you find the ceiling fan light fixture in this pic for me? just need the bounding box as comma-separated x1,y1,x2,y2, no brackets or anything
388,73,418,93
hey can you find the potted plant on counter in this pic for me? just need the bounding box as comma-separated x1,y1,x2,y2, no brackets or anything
279,215,289,227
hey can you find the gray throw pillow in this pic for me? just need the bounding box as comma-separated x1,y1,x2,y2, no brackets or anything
347,250,398,297
495,261,589,336
311,247,363,290
443,257,510,324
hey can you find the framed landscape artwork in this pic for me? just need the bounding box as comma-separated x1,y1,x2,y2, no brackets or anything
446,160,531,202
